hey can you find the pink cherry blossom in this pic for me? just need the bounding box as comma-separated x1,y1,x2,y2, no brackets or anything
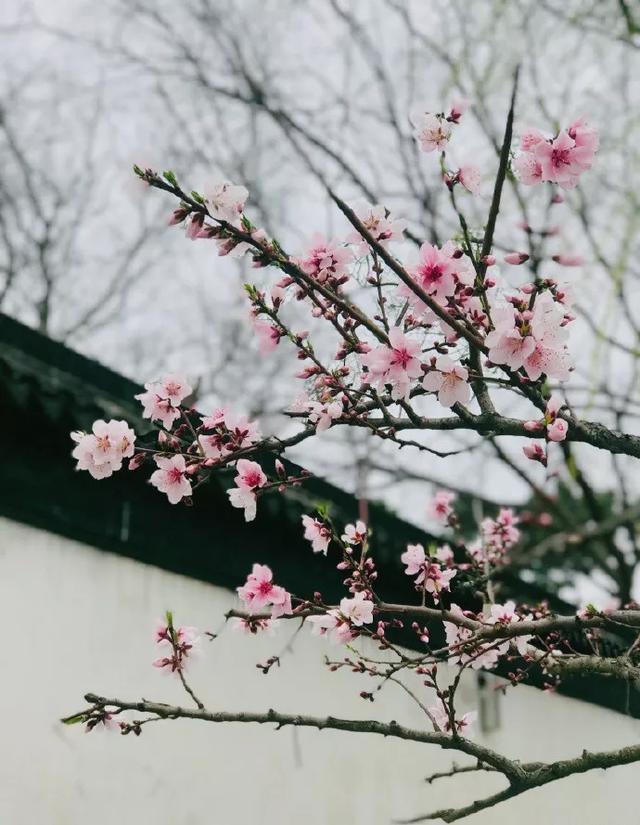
237,563,292,618
514,122,598,189
411,243,456,301
520,128,545,151
342,520,367,545
422,356,470,407
200,410,262,461
347,202,407,254
486,292,571,381
429,700,476,735
150,454,192,504
135,374,192,429
435,544,454,564
488,601,518,624
401,544,456,602
534,130,595,188
299,234,352,284
71,419,136,479
205,181,248,222
71,433,116,479
401,543,427,576
421,563,456,602
567,117,599,152
361,327,423,401
445,604,506,669
523,292,572,381
227,459,268,521
201,407,228,428
487,325,536,371
306,611,354,645
136,391,178,429
253,319,280,354
307,399,343,432
339,592,374,626
158,374,193,405
513,152,543,185
481,508,520,555
427,489,457,523
487,602,532,654
458,165,481,194
302,515,331,555
411,112,451,153
234,459,268,491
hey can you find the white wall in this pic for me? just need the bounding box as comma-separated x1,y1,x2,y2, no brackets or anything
1,516,638,825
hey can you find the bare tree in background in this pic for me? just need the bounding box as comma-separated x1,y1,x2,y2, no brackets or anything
0,53,165,342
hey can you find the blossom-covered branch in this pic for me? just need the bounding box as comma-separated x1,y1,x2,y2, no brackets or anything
64,81,640,821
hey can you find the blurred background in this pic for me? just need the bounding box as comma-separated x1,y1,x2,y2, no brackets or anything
1,0,640,604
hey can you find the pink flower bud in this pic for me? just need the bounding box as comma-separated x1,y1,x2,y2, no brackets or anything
168,208,187,226
552,254,584,267
547,418,568,442
504,252,529,265
128,452,146,471
448,98,470,122
523,420,542,432
481,255,496,267
523,442,547,466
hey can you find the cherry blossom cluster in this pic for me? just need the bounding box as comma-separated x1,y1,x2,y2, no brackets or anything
71,420,136,479
143,154,585,454
444,600,532,669
237,564,293,618
514,118,599,189
67,91,640,824
523,395,569,465
72,376,307,520
476,508,521,564
153,614,200,673
215,493,562,736
485,286,573,381
400,543,457,603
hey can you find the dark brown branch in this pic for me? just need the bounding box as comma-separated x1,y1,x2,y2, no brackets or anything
78,692,640,823
81,693,521,777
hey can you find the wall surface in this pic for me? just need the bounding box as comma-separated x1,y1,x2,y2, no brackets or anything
1,516,638,825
